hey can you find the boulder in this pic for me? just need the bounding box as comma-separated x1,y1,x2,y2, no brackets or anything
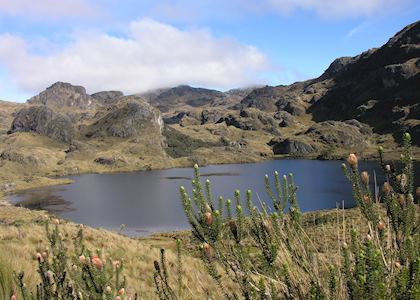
269,138,316,155
304,120,371,148
163,112,189,125
201,109,224,124
217,114,261,131
274,111,296,127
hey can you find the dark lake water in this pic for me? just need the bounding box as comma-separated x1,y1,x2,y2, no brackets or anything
8,160,420,236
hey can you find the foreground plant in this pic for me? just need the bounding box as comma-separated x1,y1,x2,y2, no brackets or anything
180,165,331,299
180,133,419,299
13,219,135,300
342,133,420,299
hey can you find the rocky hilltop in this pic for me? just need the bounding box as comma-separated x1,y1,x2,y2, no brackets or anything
0,21,419,196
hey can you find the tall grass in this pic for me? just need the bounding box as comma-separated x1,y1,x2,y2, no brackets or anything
5,133,420,299
0,257,13,299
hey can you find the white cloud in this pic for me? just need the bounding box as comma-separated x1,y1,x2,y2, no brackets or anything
0,19,270,95
0,0,97,19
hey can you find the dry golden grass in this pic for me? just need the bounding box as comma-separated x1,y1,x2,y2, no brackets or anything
0,203,381,299
0,206,229,299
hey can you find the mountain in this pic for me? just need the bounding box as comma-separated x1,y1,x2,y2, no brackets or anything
241,21,420,145
0,21,419,197
139,85,251,113
310,21,419,143
28,82,97,109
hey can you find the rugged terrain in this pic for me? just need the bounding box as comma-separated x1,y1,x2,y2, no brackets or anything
0,21,419,200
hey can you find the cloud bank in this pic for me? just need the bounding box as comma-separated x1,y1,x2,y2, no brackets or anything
0,19,269,95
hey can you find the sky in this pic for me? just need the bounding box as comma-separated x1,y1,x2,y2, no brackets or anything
0,0,419,102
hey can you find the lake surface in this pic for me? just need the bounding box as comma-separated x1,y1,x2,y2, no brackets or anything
8,160,420,236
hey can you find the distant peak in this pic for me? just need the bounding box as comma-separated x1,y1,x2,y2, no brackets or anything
46,81,87,95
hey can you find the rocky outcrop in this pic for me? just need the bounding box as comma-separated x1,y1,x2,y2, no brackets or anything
274,111,297,127
200,109,225,124
308,21,420,145
163,112,190,125
239,86,282,112
28,82,96,109
91,91,124,106
145,85,226,112
85,98,163,138
303,120,371,148
8,106,74,143
269,138,316,155
217,114,261,131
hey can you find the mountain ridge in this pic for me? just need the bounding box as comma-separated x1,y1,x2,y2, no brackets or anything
0,20,419,197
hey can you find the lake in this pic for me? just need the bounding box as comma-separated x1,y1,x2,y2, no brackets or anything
8,160,420,236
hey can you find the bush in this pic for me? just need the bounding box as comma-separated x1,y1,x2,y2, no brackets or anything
180,133,419,299
9,133,420,299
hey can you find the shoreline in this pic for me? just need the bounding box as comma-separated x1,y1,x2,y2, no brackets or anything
2,147,419,206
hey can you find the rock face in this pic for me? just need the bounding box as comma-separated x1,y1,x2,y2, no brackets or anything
91,91,124,105
269,138,316,155
28,82,96,109
308,21,420,144
85,98,163,138
303,120,371,148
237,21,420,146
144,85,226,112
8,106,74,143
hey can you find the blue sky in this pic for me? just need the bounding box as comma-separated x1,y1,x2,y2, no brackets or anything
0,0,419,102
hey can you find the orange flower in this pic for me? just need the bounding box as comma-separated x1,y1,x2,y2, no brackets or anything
360,171,369,185
363,195,370,204
399,194,406,206
91,256,103,270
347,153,358,168
118,288,125,295
79,255,86,264
11,294,17,300
383,182,391,195
377,221,385,231
204,212,213,226
203,243,212,260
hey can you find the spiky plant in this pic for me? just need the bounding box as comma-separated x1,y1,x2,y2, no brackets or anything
13,219,134,300
180,165,331,299
342,133,420,299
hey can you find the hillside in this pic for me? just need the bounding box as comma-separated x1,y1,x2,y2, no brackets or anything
0,21,419,199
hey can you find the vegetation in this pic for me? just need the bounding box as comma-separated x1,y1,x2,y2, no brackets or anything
1,134,419,299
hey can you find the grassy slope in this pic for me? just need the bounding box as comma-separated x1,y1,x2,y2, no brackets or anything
0,204,372,299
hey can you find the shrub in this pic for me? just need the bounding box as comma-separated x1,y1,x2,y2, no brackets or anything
12,219,134,300
341,132,420,299
180,165,331,299
180,133,419,299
